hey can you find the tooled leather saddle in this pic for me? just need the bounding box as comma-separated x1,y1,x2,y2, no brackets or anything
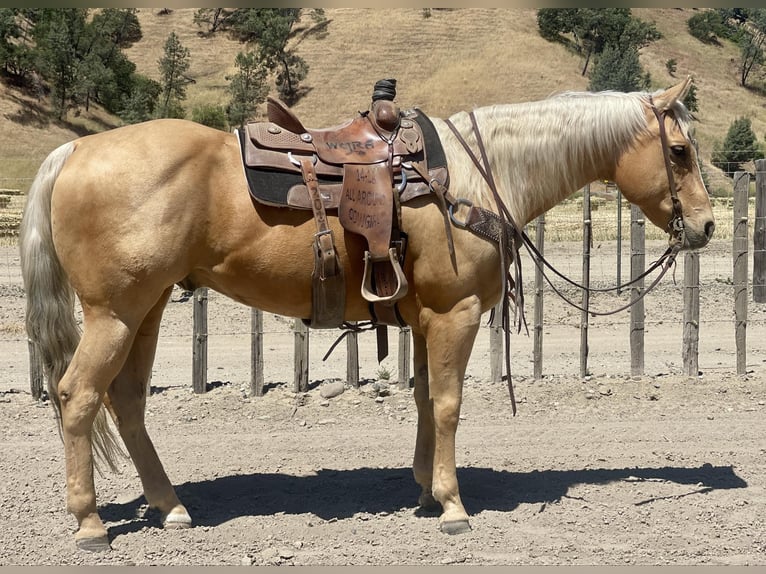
238,79,449,330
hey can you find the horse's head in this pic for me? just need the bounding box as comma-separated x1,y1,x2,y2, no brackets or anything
613,78,715,250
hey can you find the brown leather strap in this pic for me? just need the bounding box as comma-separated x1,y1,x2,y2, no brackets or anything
407,160,457,264
299,157,346,328
463,205,513,245
649,97,685,244
300,157,337,279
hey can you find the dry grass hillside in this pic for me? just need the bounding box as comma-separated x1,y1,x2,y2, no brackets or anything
1,8,763,199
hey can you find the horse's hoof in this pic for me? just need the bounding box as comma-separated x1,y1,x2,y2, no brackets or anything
162,509,192,529
439,519,472,535
76,535,111,552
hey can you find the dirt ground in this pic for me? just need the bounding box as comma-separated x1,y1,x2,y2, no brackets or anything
0,239,764,566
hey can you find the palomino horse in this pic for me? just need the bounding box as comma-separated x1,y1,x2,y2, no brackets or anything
20,78,714,550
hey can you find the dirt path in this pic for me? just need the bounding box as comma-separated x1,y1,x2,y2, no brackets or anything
1,240,765,566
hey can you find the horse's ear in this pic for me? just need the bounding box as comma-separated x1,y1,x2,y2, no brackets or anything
653,76,693,110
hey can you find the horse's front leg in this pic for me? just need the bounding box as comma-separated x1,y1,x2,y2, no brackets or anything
417,294,481,534
412,332,439,510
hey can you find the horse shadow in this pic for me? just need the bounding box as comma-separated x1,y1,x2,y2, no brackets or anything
100,462,746,540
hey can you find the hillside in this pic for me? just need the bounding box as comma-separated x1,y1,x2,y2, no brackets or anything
0,7,762,196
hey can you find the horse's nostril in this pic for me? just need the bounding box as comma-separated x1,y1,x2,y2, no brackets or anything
705,220,715,239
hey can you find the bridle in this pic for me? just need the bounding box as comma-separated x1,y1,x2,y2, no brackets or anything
650,95,687,246
513,98,688,314
443,96,688,412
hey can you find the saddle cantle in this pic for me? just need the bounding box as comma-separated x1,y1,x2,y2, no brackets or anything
239,79,449,330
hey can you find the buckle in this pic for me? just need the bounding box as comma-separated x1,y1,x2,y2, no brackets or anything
448,198,474,228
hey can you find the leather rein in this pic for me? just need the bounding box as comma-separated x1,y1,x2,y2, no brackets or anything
443,97,687,414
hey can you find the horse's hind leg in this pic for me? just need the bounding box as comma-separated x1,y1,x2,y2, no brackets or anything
56,307,141,550
417,295,481,534
103,286,192,530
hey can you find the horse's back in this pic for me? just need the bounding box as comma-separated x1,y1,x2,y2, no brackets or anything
51,119,246,301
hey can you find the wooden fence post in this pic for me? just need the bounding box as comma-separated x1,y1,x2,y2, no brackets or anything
533,213,545,379
28,340,44,400
346,326,359,388
682,252,700,376
754,159,766,302
192,287,208,394
580,185,591,378
293,319,309,393
733,171,750,374
630,205,645,376
398,327,411,389
250,308,264,396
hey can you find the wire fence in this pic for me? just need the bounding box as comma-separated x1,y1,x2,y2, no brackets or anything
3,175,766,394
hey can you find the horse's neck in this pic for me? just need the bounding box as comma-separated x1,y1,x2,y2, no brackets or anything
470,96,642,226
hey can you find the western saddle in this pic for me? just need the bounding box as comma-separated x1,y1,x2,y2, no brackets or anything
239,79,450,332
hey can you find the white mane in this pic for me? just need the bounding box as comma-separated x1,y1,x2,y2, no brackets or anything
437,89,690,227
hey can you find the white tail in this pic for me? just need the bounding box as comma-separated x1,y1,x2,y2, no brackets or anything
20,142,123,472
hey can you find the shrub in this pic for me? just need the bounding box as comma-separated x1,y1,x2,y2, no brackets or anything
191,104,228,131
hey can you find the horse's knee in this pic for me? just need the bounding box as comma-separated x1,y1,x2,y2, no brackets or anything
433,396,461,429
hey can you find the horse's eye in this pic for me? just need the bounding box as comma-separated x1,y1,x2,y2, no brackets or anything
670,145,685,157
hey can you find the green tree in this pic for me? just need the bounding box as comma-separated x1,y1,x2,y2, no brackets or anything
229,9,302,101
711,117,765,176
537,8,576,42
739,31,764,87
226,50,269,129
0,9,30,77
537,8,660,75
588,44,650,92
32,9,89,119
89,8,141,49
74,9,141,113
6,9,142,116
737,9,766,87
156,31,193,119
228,8,325,102
687,10,733,45
118,73,161,124
74,51,110,111
193,8,235,35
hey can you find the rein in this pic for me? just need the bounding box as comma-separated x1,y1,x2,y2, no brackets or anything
445,112,526,414
444,97,687,412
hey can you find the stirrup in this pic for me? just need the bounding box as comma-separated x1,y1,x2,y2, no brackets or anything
361,248,408,304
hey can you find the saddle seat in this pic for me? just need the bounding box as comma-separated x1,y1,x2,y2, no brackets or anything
239,85,449,331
